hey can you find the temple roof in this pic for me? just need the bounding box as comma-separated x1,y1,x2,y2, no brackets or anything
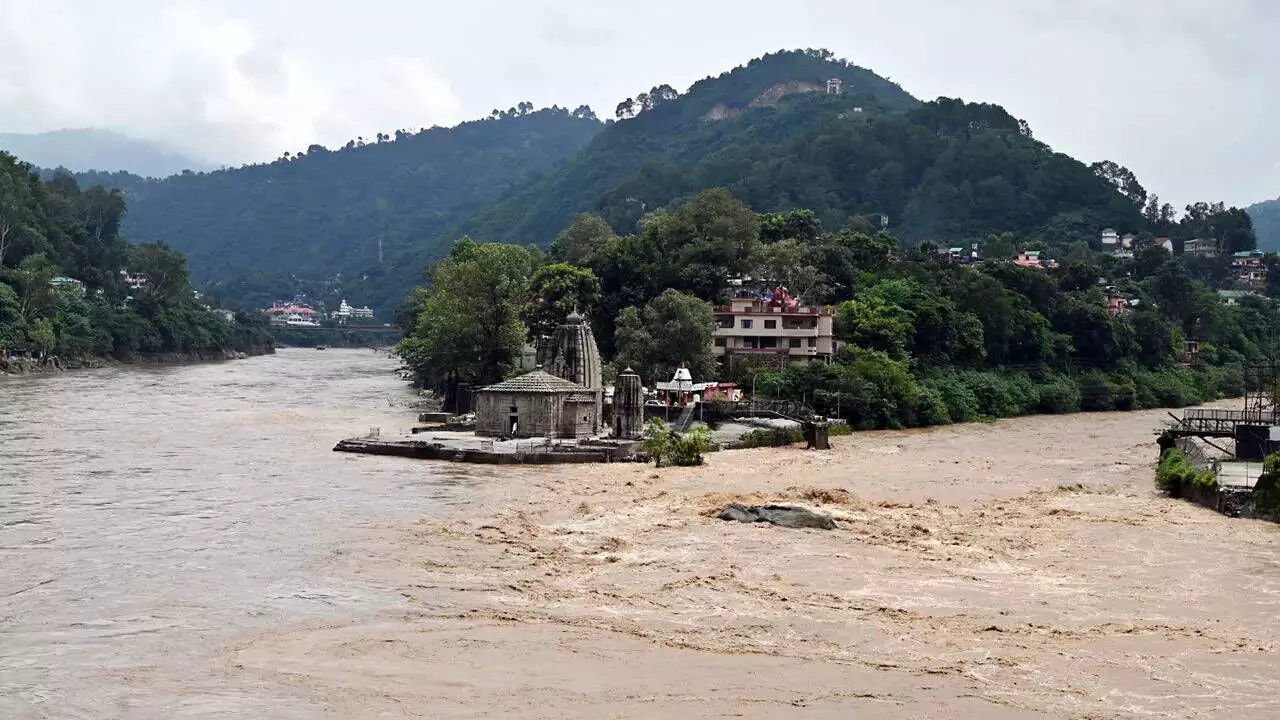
479,370,586,394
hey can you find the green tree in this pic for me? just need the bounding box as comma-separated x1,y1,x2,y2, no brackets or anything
522,263,600,340
550,214,617,265
614,289,716,384
0,280,26,348
397,237,534,391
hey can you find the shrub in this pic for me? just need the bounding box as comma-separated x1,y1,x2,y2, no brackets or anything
1036,375,1081,414
642,418,673,466
1254,452,1280,519
1155,448,1216,497
669,425,712,466
1077,371,1115,412
925,373,980,423
915,386,952,426
828,421,853,436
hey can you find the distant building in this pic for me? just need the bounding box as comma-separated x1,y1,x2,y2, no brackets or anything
1156,237,1174,253
1184,238,1219,258
332,299,375,324
49,276,84,295
1013,250,1044,268
1100,228,1119,246
1218,289,1260,306
265,303,321,327
826,78,843,95
1231,250,1267,291
713,287,838,368
214,309,235,323
119,269,147,289
1120,233,1136,249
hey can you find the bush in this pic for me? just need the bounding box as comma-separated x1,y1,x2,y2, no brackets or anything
1155,448,1216,497
925,373,980,423
915,386,952,425
669,425,712,466
1036,375,1081,414
1254,452,1280,519
1077,371,1115,412
828,421,853,436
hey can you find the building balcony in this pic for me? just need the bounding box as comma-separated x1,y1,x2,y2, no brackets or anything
713,326,820,338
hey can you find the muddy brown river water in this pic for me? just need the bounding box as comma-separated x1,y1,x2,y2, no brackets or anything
0,349,472,718
3,349,1279,719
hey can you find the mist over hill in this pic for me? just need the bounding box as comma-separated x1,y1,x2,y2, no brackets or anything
0,128,211,178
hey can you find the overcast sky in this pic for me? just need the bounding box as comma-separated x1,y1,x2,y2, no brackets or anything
0,0,1276,208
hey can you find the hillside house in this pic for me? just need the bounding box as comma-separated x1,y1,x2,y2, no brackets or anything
1184,238,1219,258
1231,250,1268,291
1013,250,1044,268
713,287,837,368
1100,228,1119,247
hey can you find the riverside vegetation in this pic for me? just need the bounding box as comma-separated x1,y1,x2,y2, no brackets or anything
0,153,272,369
398,176,1273,431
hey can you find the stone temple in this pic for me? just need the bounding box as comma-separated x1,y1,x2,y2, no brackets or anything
475,310,605,439
474,369,599,438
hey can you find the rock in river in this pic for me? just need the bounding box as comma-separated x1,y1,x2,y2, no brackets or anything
717,503,837,530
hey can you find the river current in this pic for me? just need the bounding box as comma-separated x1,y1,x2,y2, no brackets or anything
0,349,467,718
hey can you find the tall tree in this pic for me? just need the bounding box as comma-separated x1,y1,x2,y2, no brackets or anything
613,289,716,384
397,237,534,390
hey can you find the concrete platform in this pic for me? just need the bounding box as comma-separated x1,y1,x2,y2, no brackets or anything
334,431,643,464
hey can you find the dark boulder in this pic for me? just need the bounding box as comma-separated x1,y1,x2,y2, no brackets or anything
717,503,837,530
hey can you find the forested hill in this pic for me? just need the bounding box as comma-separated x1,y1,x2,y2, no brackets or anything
0,153,271,363
76,108,603,311
451,48,1156,256
1247,197,1280,251
456,49,921,246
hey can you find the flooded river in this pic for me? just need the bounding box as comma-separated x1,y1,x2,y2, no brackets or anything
0,349,464,718
4,351,1278,718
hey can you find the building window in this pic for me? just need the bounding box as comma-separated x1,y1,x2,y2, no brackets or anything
741,319,753,329
789,339,802,348
808,338,815,347
714,338,726,347
764,319,777,329
509,406,518,413
761,337,777,349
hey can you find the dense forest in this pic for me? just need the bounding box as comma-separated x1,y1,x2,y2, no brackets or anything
73,107,603,313
0,152,271,368
1248,196,1280,251
400,187,1271,428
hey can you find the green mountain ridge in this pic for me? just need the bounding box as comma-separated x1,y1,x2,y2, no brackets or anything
77,109,604,312
71,48,1193,313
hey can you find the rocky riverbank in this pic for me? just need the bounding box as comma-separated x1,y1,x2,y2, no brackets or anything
233,406,1280,718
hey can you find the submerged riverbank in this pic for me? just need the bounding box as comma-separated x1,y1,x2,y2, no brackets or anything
0,344,275,376
237,408,1280,718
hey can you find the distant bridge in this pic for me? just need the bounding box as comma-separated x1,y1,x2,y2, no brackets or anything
275,324,403,334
